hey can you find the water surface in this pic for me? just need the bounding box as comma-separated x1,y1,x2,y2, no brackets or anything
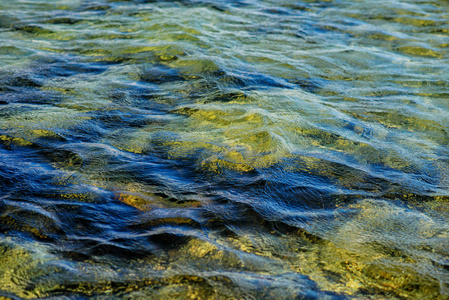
0,0,448,298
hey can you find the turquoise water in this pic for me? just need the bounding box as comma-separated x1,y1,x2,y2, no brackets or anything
0,0,448,298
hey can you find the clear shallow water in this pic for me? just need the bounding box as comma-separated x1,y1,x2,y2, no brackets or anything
0,0,448,298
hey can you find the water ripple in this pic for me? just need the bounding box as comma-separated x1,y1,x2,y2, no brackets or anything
0,0,448,298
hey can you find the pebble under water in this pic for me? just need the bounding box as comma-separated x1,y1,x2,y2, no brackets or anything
0,0,449,298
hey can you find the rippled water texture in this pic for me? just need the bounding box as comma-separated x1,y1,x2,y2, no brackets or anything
0,0,448,298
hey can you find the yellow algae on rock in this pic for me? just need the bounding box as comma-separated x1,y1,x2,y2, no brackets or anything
223,150,245,165
397,46,442,58
287,234,442,298
165,135,288,173
0,135,33,148
298,199,445,298
201,157,254,173
174,237,244,271
170,58,220,75
188,109,232,126
27,129,64,140
392,17,437,27
118,193,159,211
115,183,203,210
185,239,218,258
166,141,226,158
228,130,279,153
0,240,55,299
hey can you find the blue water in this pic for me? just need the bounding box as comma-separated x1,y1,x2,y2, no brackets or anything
0,0,448,298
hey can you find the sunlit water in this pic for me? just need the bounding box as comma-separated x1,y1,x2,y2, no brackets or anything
0,0,448,298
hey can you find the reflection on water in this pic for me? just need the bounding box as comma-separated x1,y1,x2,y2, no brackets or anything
0,0,448,298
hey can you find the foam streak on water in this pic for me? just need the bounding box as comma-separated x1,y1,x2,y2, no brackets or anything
0,0,448,298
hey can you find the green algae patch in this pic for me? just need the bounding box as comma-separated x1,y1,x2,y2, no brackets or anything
201,156,254,173
397,46,442,58
289,240,443,299
170,58,220,75
0,239,60,299
166,141,226,158
106,130,154,154
6,129,67,145
288,199,449,298
164,138,286,173
174,107,233,126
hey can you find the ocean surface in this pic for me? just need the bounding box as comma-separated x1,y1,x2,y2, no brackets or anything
0,0,448,298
